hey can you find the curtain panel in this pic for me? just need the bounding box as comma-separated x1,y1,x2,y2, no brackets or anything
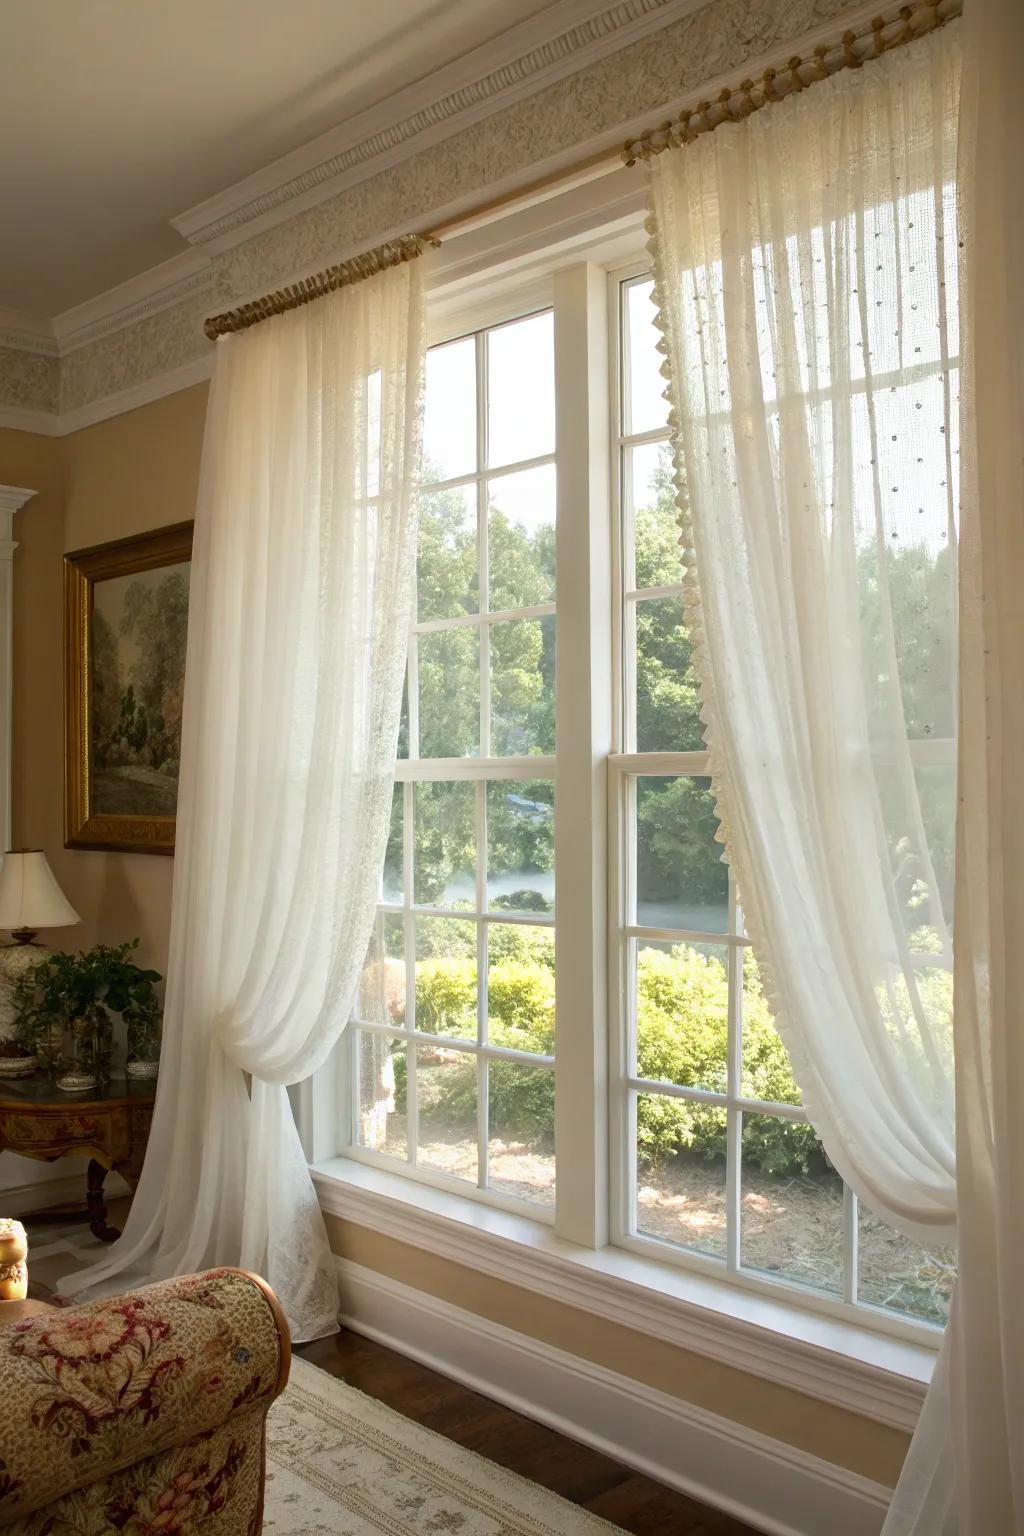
62,260,426,1341
646,25,961,1241
887,0,1024,1529
644,22,973,1530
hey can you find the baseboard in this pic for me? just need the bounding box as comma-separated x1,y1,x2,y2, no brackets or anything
335,1257,892,1536
0,1170,130,1216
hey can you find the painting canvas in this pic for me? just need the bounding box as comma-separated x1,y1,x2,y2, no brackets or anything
65,522,193,854
91,563,190,816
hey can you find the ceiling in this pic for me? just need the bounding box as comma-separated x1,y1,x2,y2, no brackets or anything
0,0,561,318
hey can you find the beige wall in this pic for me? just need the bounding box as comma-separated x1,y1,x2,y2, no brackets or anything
0,391,910,1491
2,384,209,975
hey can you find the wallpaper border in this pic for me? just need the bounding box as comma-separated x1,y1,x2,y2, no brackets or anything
1,0,867,422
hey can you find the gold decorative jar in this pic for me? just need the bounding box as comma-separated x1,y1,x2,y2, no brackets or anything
0,1218,28,1301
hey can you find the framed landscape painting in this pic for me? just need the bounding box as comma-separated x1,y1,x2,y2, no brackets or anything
64,522,193,854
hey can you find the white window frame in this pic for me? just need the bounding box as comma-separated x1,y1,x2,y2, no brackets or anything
344,294,564,1223
313,219,950,1350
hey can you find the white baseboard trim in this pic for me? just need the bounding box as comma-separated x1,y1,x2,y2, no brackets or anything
0,1170,130,1216
315,1161,931,1433
335,1256,893,1536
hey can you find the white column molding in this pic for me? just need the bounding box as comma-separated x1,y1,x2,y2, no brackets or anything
0,487,35,852
552,265,612,1248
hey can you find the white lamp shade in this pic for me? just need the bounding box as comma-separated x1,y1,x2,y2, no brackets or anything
0,851,81,931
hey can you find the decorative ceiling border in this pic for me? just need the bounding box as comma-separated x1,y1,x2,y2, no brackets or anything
0,308,59,359
55,265,219,355
170,0,709,250
0,0,873,427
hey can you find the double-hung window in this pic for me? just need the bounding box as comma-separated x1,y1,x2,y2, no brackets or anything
350,311,558,1213
340,249,955,1339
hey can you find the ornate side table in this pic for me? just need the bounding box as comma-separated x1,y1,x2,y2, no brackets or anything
0,1075,156,1242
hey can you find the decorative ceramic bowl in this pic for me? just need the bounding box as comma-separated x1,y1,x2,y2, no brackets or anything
56,1069,98,1094
0,1052,38,1078
126,1058,159,1081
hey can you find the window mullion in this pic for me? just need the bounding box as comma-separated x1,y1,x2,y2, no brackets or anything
553,262,612,1250
477,331,491,761
726,875,743,1274
844,1186,859,1306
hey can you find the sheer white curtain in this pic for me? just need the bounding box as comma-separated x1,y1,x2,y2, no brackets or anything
61,259,425,1342
647,25,961,1240
888,0,1024,1530
645,19,966,1526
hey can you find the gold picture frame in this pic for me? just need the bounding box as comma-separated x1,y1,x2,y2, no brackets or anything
64,522,194,855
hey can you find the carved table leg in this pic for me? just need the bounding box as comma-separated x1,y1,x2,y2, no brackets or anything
86,1159,120,1243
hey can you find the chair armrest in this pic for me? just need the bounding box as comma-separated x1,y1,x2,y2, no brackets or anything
0,1267,290,1525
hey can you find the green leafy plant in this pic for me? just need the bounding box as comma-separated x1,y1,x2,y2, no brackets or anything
404,942,829,1176
12,940,162,1073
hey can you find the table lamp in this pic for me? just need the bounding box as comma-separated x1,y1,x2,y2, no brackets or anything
0,851,81,946
0,851,82,1027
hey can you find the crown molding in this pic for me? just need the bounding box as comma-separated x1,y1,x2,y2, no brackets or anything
0,0,872,431
170,0,708,252
0,310,58,358
50,253,216,355
0,408,59,436
0,255,216,363
56,354,214,437
1,0,691,363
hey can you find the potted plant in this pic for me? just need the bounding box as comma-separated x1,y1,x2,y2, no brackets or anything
12,940,162,1091
0,1040,39,1079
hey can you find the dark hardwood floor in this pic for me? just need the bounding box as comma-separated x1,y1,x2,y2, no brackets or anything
298,1328,759,1535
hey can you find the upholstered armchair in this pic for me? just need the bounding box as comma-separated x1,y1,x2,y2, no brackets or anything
0,1268,290,1535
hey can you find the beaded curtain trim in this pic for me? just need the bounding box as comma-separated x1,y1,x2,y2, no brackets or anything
622,0,962,165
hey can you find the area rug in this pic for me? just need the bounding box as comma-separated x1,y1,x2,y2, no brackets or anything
264,1356,623,1534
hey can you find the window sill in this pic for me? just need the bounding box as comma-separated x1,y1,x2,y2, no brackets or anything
312,1156,934,1433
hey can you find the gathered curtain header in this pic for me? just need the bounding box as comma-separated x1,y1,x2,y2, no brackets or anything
622,0,961,167
204,232,439,341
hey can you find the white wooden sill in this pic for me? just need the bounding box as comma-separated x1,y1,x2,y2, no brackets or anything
312,1156,934,1434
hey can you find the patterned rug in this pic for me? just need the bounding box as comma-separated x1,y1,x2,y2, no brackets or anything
264,1356,623,1535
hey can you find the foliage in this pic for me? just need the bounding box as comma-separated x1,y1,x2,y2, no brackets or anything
383,437,957,1178
13,940,163,1063
92,572,189,777
634,946,823,1175
636,776,727,910
401,940,826,1175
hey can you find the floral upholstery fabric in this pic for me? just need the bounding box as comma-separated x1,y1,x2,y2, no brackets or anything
0,1269,287,1533
2,1406,267,1536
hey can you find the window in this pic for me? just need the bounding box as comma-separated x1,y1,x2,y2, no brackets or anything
350,312,557,1214
336,257,955,1341
611,275,956,1329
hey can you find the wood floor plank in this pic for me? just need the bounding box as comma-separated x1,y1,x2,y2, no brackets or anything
296,1328,760,1536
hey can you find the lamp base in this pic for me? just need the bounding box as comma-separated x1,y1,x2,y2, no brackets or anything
9,929,38,946
0,938,46,1037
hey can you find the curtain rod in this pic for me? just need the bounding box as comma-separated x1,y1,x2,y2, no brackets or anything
203,233,439,341
205,0,959,341
621,0,961,165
